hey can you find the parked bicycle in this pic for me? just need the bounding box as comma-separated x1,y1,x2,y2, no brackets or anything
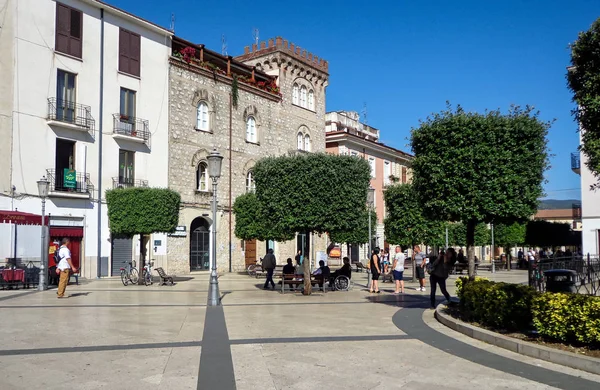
120,260,139,286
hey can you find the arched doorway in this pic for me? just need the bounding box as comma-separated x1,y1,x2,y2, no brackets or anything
190,217,210,271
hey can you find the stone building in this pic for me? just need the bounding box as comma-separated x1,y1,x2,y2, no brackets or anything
165,36,330,274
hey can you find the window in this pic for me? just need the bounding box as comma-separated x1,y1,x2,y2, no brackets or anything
297,132,304,150
384,161,391,185
55,3,82,58
308,90,314,111
56,70,76,122
197,102,209,131
292,84,299,105
300,86,307,108
401,166,407,183
196,162,208,191
120,88,136,118
246,171,255,193
119,28,141,77
119,150,135,186
304,134,311,152
246,116,257,143
350,151,358,157
369,157,376,178
55,138,75,191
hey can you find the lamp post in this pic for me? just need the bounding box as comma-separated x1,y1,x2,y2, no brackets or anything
37,176,49,291
367,187,375,289
207,149,223,306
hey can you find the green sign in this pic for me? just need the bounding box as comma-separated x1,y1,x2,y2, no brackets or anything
63,168,76,189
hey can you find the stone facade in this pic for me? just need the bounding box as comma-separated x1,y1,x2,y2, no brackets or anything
166,37,329,274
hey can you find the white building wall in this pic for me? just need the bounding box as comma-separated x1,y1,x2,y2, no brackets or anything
1,0,171,277
580,139,600,256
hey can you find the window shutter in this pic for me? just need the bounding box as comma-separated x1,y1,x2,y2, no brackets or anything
119,29,130,74
402,166,407,183
129,33,141,77
55,4,70,54
69,9,82,58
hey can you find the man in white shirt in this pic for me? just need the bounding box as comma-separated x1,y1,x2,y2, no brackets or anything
57,238,77,298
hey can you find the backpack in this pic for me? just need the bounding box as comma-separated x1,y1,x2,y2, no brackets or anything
54,249,61,265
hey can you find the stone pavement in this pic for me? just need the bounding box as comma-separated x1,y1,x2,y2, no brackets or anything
1,270,599,390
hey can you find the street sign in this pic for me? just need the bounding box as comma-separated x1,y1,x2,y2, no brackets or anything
63,169,76,189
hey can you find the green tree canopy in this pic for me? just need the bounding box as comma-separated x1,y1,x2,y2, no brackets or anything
411,104,550,276
567,17,600,187
494,222,526,249
106,187,180,236
383,184,446,248
232,193,294,242
448,222,490,247
329,209,377,246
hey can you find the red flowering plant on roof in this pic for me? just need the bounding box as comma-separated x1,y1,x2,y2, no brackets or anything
180,46,196,63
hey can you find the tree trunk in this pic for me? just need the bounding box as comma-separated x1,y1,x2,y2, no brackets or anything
466,220,476,279
137,234,147,285
302,230,312,295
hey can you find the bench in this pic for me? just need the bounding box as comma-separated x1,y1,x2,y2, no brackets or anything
280,273,351,293
355,262,367,273
155,267,174,285
69,272,79,285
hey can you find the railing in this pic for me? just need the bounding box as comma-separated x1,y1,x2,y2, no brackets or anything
530,255,600,295
571,152,581,173
112,177,148,189
46,168,94,196
112,114,150,145
47,98,95,132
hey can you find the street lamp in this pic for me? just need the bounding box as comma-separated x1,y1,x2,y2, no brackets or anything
37,176,49,291
207,149,223,306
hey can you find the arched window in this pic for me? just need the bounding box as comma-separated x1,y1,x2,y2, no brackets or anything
304,134,311,152
246,116,257,143
297,132,304,150
292,84,299,105
196,162,208,191
196,102,209,131
300,86,307,108
246,171,255,193
308,90,314,111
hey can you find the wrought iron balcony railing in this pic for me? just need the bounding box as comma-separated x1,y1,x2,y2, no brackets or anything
112,114,150,145
46,168,94,196
571,152,581,174
47,98,95,133
112,177,149,189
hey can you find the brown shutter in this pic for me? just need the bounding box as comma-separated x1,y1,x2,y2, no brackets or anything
69,9,82,58
129,33,141,77
55,4,70,54
119,29,130,74
401,166,407,183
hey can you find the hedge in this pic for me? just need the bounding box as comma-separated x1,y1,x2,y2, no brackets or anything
457,278,600,347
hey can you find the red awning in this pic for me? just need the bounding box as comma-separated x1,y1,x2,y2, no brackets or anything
0,210,48,225
50,227,84,238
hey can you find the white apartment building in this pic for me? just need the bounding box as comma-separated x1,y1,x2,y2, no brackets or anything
575,142,599,255
0,0,172,278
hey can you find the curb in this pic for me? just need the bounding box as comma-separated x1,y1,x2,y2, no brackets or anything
434,306,600,376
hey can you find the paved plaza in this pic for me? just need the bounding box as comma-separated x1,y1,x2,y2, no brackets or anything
1,270,599,390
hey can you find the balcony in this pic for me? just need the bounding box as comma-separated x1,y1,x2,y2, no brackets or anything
112,114,150,146
47,98,95,137
46,168,94,199
571,152,581,175
112,177,149,189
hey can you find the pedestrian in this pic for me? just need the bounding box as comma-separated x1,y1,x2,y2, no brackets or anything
392,246,405,294
295,250,303,265
57,238,77,298
369,248,381,293
382,248,390,275
262,248,276,290
413,245,428,291
429,248,454,309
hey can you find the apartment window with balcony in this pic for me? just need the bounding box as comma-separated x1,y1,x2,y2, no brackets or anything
196,102,209,131
369,157,376,178
384,161,391,185
55,3,82,58
119,28,141,77
292,84,299,105
246,116,257,143
118,150,135,186
196,162,208,192
54,139,75,191
56,69,77,122
117,88,137,136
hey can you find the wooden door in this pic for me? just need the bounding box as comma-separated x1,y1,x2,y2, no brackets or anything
245,239,256,267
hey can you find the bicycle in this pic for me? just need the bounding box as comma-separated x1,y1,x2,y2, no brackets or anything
142,260,154,286
120,260,139,286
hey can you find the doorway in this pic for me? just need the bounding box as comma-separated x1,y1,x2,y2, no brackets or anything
55,138,75,191
190,217,210,271
244,239,256,268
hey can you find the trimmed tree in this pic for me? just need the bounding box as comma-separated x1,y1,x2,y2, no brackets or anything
106,187,181,284
384,184,446,280
411,104,550,277
448,222,490,247
232,193,294,242
567,17,600,188
494,221,526,252
233,153,371,294
328,208,377,247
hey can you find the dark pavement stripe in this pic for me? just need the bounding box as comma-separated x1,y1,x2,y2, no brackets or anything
0,341,202,356
0,291,37,302
198,305,236,390
231,334,411,345
0,304,206,309
392,306,600,390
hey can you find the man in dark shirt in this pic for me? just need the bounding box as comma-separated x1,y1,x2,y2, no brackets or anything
283,258,295,275
329,257,352,287
312,260,331,291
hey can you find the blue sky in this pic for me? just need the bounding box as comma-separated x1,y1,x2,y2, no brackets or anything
109,0,600,200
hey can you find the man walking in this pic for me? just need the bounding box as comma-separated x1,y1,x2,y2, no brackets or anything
413,245,428,291
262,248,276,290
57,238,77,298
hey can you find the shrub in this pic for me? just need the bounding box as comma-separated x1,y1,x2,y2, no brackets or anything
455,276,488,296
458,278,537,331
532,293,600,346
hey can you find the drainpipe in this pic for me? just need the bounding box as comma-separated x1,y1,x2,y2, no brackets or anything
96,8,105,278
228,93,232,272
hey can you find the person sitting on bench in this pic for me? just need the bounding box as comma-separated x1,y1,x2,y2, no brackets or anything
329,257,352,286
282,258,295,288
312,260,331,291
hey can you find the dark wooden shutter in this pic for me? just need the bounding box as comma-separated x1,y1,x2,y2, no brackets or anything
119,29,130,74
69,9,82,58
55,4,70,54
129,33,141,77
401,166,407,183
